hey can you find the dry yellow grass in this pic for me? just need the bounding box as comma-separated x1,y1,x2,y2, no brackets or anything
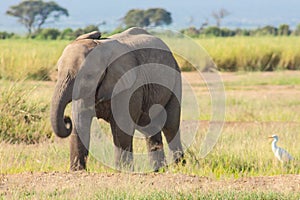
1,37,300,81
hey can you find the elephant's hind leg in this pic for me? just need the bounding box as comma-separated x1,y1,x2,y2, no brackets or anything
110,118,134,171
70,128,90,171
162,94,184,164
146,132,166,172
162,127,184,164
138,113,167,171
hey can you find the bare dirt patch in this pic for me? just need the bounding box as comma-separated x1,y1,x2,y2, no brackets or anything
1,172,299,196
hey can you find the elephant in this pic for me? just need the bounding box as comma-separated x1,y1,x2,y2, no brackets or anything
50,27,184,171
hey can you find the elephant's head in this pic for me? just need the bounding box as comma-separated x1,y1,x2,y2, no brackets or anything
50,31,101,138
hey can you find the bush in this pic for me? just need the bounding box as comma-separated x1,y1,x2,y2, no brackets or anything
181,27,200,38
292,24,300,36
35,28,61,40
73,28,85,38
59,28,75,40
0,31,15,39
109,26,127,36
220,28,236,37
73,25,100,38
278,24,291,36
235,28,251,36
202,26,222,37
83,25,99,33
254,26,278,36
32,25,100,40
0,83,52,144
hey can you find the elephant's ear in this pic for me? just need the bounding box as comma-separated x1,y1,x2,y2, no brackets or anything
76,31,101,40
97,51,138,102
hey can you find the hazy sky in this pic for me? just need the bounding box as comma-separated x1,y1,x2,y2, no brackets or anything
1,0,300,33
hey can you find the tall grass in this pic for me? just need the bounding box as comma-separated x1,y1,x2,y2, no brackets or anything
1,37,300,81
0,81,53,144
0,39,68,80
197,36,300,71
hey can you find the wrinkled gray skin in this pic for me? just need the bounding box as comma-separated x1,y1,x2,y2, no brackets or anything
50,27,184,171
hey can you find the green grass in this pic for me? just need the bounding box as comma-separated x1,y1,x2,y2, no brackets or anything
94,191,298,200
0,71,299,177
6,190,299,200
0,72,299,199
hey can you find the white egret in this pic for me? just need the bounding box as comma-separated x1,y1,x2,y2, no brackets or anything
268,135,293,162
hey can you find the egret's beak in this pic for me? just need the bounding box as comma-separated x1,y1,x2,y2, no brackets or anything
268,136,273,139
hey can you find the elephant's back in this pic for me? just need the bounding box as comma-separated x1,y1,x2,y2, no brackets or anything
110,27,181,109
110,28,172,57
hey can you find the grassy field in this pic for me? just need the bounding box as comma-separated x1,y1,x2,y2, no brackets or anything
0,39,68,80
0,37,300,199
1,37,300,81
198,36,300,71
0,71,300,199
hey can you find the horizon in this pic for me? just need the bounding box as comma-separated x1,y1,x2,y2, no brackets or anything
1,0,300,34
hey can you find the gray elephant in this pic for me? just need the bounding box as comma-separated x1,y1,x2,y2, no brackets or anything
50,27,184,171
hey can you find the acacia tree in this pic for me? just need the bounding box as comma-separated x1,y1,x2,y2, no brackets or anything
123,9,150,28
6,0,69,35
212,8,230,27
145,8,172,26
278,24,290,36
123,8,172,28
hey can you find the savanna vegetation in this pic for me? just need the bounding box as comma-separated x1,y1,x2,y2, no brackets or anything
0,71,299,199
1,36,300,82
1,1,300,199
0,45,299,198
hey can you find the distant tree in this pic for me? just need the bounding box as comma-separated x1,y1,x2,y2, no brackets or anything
212,8,230,27
220,28,235,37
83,25,100,33
199,18,209,33
181,26,199,37
145,8,172,26
72,25,100,38
293,24,300,36
110,26,127,36
123,9,149,28
36,28,60,39
278,24,291,36
72,28,84,38
59,28,74,40
123,8,172,28
187,16,194,26
235,28,250,36
96,20,106,28
6,0,68,35
203,26,222,36
0,31,15,39
255,26,278,36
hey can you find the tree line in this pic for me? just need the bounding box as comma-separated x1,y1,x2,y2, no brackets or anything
2,0,300,40
3,0,172,39
0,25,101,40
181,24,300,37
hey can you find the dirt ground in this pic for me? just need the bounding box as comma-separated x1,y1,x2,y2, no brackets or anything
1,172,299,196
